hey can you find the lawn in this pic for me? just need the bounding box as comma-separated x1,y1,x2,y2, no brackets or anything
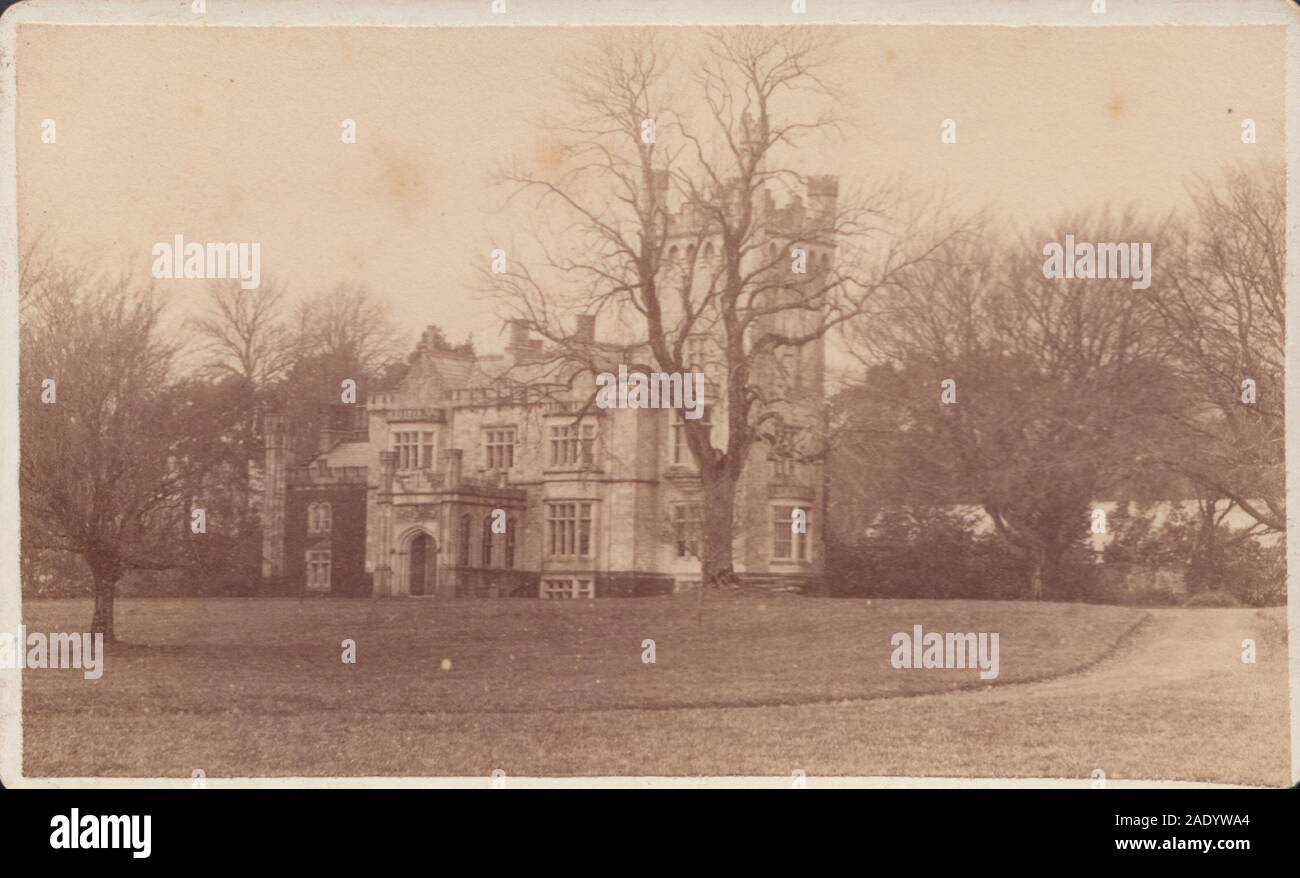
15,593,1291,784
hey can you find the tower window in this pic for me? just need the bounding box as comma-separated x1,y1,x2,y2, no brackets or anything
771,426,800,479
307,501,332,535
306,550,331,592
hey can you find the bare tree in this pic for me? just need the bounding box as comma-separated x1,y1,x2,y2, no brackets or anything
291,281,405,373
489,29,952,587
1147,164,1284,531
187,279,295,542
190,278,293,387
847,214,1178,598
20,266,189,641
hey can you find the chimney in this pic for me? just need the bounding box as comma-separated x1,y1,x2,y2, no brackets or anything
318,402,357,454
508,319,530,348
506,319,543,363
575,314,596,343
442,448,463,491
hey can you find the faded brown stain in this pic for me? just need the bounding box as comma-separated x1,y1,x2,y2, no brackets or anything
1105,95,1125,119
885,49,897,63
536,138,567,178
370,144,432,217
384,158,426,208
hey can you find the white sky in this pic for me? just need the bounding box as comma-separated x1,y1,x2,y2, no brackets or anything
16,24,1284,356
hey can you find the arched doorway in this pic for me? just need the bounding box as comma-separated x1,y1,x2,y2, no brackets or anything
409,533,436,596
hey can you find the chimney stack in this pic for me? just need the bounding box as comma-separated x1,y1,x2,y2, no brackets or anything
506,318,543,363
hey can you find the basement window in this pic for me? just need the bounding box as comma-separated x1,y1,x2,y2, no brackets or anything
540,578,595,599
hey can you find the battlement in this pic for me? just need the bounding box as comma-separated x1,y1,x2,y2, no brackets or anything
662,175,838,241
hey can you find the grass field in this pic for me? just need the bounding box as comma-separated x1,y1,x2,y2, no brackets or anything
16,593,1291,784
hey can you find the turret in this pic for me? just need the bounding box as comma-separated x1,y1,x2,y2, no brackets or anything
260,411,289,583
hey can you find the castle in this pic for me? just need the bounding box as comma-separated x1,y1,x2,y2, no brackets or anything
261,175,835,598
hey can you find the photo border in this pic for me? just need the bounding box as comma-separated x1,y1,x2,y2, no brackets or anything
1,0,1295,790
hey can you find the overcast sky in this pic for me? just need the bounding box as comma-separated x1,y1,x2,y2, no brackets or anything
17,23,1284,356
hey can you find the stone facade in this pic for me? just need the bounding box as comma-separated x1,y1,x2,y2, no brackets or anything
262,175,832,597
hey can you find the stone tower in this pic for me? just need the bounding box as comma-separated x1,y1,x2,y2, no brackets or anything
261,411,289,585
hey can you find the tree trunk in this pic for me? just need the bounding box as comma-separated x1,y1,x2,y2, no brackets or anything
1027,535,1072,600
1189,498,1223,592
90,567,119,644
1197,501,1221,568
1027,545,1046,600
699,468,739,589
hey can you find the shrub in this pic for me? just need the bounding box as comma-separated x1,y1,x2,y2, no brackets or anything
827,507,1030,599
1218,540,1286,607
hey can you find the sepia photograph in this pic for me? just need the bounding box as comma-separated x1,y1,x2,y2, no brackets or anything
0,0,1295,835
